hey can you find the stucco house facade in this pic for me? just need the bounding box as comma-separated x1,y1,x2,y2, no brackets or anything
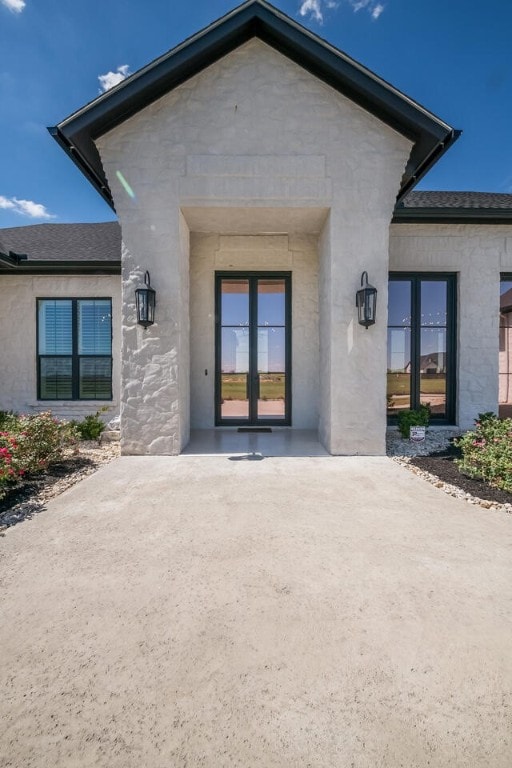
1,0,512,455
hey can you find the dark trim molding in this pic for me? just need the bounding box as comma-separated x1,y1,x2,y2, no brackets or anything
393,207,512,224
0,260,121,275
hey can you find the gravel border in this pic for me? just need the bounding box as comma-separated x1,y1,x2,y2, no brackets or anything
387,428,512,515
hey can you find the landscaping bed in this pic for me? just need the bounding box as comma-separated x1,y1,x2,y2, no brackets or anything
409,445,512,507
0,409,120,531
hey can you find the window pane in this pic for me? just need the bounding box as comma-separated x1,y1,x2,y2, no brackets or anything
258,279,285,326
499,280,512,417
421,281,447,327
420,328,446,416
220,373,249,419
220,327,249,419
79,358,112,399
221,327,249,373
387,328,411,413
78,300,112,355
388,281,411,327
38,300,72,354
221,280,249,326
40,357,72,399
257,327,285,373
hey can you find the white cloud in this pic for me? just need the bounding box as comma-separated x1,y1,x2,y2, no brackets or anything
98,64,130,93
299,0,323,23
299,0,385,23
349,0,385,19
0,196,55,219
1,0,26,12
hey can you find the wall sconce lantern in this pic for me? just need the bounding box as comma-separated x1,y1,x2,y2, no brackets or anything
135,271,156,328
356,271,377,329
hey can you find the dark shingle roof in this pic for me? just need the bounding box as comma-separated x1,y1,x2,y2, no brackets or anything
401,191,512,209
0,221,121,261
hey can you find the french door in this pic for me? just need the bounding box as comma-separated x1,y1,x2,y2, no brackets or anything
215,273,291,426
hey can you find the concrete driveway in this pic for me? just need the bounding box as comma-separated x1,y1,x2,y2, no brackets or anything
1,455,511,767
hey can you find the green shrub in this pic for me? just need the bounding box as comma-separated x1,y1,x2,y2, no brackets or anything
0,411,18,432
455,413,512,493
14,412,78,474
0,411,78,499
71,410,106,441
397,404,431,439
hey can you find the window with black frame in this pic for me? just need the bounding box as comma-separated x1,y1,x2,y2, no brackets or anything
37,298,112,400
387,274,456,423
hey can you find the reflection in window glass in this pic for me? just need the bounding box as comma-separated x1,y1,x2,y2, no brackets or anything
388,281,411,327
221,280,249,326
258,280,285,326
420,328,446,416
387,276,454,421
499,280,512,418
387,328,411,413
421,282,447,326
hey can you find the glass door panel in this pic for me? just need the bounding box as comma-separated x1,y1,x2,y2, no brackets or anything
219,280,249,421
257,279,286,421
216,274,290,425
257,326,286,419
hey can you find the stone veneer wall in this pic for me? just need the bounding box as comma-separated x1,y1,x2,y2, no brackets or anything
389,223,512,429
96,39,412,455
0,274,121,420
189,233,319,429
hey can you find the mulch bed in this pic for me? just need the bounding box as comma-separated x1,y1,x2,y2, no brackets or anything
0,441,120,531
409,443,512,506
0,456,95,517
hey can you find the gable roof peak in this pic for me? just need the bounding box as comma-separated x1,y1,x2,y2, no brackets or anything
50,0,458,209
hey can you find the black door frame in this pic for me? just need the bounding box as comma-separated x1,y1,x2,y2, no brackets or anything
215,271,292,426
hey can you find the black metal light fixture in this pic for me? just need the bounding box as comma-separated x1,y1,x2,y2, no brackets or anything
356,271,377,329
135,271,156,328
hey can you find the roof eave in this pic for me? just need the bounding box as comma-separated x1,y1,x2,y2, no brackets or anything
0,259,121,275
392,207,512,224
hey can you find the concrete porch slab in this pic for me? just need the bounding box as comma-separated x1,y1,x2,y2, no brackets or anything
183,428,329,457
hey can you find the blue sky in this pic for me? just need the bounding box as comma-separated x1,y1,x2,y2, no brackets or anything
1,0,512,229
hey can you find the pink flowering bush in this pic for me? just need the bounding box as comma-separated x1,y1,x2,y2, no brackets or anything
0,433,23,490
0,411,78,499
455,413,512,493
